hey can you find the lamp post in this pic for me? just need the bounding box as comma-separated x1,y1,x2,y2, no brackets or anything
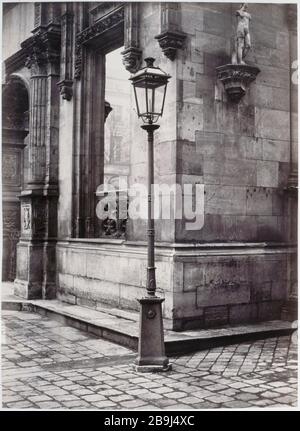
130,57,171,372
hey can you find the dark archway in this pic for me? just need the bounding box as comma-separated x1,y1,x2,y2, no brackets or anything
2,76,29,281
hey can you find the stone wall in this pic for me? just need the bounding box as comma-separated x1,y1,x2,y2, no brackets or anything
56,240,293,330
56,240,174,319
4,2,296,329
172,246,292,330
55,3,295,329
175,3,291,243
2,3,35,61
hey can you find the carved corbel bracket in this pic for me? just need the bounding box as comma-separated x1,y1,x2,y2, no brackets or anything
57,79,73,101
58,8,74,100
155,3,186,61
121,46,142,73
155,30,186,61
216,64,260,103
122,3,142,72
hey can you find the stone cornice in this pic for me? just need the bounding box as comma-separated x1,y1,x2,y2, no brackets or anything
76,5,124,47
74,5,124,79
5,49,28,76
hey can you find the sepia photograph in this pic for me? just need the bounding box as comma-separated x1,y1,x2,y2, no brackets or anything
0,0,298,414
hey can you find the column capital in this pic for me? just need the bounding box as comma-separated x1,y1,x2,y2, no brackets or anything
21,27,61,73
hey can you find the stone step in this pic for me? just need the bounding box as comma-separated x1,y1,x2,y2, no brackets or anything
2,297,295,355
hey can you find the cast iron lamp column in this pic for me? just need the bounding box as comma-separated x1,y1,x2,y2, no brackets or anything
130,58,171,372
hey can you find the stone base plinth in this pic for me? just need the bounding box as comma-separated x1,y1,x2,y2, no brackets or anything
14,240,56,299
56,240,296,331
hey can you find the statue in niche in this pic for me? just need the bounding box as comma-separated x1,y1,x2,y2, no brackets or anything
232,3,251,65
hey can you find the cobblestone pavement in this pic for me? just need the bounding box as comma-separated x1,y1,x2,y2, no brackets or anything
1,310,298,410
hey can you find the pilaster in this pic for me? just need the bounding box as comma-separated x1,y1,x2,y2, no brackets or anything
14,23,61,299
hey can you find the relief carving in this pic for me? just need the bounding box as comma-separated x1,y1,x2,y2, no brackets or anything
23,205,31,231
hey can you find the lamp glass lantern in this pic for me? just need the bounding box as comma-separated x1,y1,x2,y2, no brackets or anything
130,57,171,124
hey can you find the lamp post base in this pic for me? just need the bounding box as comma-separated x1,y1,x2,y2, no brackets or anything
134,296,171,373
134,363,172,373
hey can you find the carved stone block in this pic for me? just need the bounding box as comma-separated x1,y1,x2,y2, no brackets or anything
216,64,260,103
57,79,73,100
121,46,142,73
155,30,186,61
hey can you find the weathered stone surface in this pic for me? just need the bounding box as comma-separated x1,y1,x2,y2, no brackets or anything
195,30,229,55
204,306,229,327
65,251,87,277
196,281,250,308
258,301,283,320
58,273,74,290
253,85,289,111
257,65,289,89
181,4,204,34
240,136,263,160
257,161,279,188
177,141,203,174
56,291,76,305
173,291,199,319
229,304,258,324
251,281,272,302
256,216,282,241
246,187,273,216
262,139,290,163
205,185,247,215
183,264,203,292
203,158,257,186
177,60,204,81
178,101,204,142
271,281,288,301
203,9,231,38
255,108,289,141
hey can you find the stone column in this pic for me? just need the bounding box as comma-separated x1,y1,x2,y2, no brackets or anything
14,27,61,299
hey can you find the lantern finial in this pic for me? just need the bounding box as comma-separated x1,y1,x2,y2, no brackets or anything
144,57,155,67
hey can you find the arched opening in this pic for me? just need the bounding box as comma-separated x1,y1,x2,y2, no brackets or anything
2,76,29,281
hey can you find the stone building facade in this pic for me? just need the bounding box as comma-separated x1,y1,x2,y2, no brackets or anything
2,2,297,330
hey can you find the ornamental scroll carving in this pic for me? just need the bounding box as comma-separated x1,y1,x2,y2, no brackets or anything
75,6,125,79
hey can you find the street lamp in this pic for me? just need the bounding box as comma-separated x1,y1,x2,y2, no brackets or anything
130,57,171,372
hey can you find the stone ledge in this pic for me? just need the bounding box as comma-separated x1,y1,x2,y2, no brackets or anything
2,295,295,356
